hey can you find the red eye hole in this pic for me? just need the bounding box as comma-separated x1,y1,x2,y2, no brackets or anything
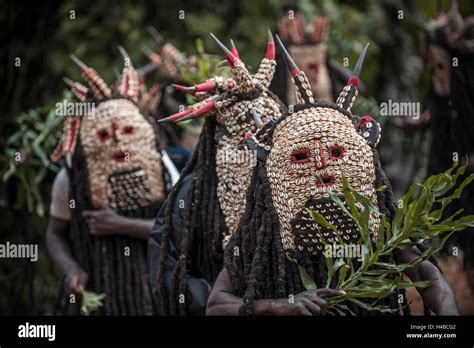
328,145,345,160
291,148,311,164
97,129,109,142
123,125,134,134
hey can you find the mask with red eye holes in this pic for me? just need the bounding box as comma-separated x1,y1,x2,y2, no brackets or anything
265,106,381,258
80,98,166,211
97,129,110,142
122,125,134,135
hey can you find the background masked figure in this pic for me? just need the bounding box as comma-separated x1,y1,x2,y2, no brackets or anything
46,49,178,315
270,6,352,104
207,37,458,316
142,29,210,170
148,32,285,315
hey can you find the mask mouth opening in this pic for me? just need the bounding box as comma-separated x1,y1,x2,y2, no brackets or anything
316,174,335,187
113,150,128,162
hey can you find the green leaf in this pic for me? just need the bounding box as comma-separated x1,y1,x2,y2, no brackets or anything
298,265,317,290
305,162,473,315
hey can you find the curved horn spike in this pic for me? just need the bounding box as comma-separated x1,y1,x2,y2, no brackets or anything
172,84,191,93
70,54,88,70
140,45,154,56
69,55,111,100
173,80,217,95
275,34,300,76
210,33,231,55
113,67,122,81
211,33,255,93
352,43,369,79
118,46,139,102
63,76,89,102
118,45,134,67
230,39,240,59
62,76,74,87
449,0,459,15
275,34,314,104
217,59,229,67
147,26,165,46
336,43,370,112
210,33,239,68
265,29,275,60
159,100,217,123
254,30,276,89
250,108,263,127
182,100,216,121
158,108,194,123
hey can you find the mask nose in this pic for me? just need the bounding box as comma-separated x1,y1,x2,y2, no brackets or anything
315,140,327,169
111,120,120,143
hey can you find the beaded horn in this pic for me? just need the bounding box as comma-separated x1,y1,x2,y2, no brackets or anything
335,43,369,112
70,55,112,100
160,32,277,123
210,33,255,93
52,48,162,164
62,77,90,102
275,34,315,105
117,46,140,103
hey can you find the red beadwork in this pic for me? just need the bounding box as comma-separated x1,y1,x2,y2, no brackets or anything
290,148,311,164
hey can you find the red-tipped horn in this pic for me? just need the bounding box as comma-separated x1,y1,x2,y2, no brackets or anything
182,100,216,121
158,108,194,123
160,100,217,123
210,33,239,68
117,46,140,102
172,80,217,94
70,54,112,100
265,29,275,60
63,77,89,101
275,35,314,104
230,39,240,59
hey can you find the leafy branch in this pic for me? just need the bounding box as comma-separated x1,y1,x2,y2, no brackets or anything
1,93,70,217
300,163,474,315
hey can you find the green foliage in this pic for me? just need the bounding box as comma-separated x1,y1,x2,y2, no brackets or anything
180,39,230,85
175,39,231,131
80,291,106,316
2,0,473,316
1,93,68,217
301,163,474,315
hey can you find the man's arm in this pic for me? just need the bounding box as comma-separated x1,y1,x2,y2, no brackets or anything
82,206,154,240
398,248,459,315
46,216,88,295
207,268,344,316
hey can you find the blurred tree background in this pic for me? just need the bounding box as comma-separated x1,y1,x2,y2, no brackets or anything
0,0,473,314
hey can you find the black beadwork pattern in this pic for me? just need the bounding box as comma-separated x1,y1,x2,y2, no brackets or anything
292,196,359,256
108,168,151,211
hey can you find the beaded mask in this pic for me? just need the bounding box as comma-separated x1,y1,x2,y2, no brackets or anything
278,10,334,103
245,37,382,259
160,32,284,242
51,48,165,210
